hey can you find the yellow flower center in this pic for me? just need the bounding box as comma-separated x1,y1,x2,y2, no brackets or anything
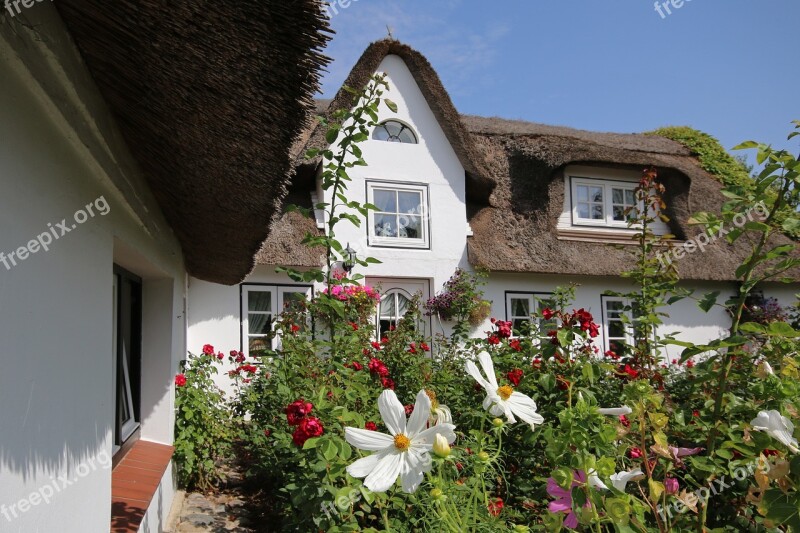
425,389,440,410
394,433,411,451
497,385,514,401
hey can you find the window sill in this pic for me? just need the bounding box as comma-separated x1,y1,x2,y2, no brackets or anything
557,227,679,245
111,440,174,533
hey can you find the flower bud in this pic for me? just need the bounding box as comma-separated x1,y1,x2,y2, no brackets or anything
433,434,451,458
430,488,443,501
664,477,679,495
756,360,774,379
477,451,490,462
492,417,504,428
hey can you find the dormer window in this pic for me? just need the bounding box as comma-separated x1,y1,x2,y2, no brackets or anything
366,181,429,249
572,178,638,227
373,120,418,144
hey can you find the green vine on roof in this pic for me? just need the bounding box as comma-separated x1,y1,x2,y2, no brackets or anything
647,126,798,239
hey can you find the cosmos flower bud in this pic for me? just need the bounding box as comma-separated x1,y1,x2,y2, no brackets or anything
433,434,451,458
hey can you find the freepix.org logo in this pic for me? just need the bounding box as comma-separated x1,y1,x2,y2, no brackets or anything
4,0,53,18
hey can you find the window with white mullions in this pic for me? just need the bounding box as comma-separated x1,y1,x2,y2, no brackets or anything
602,296,641,356
240,285,312,356
372,120,418,144
505,292,557,336
377,289,412,339
367,182,429,248
571,177,640,228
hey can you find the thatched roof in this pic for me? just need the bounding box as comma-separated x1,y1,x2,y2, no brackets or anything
464,115,798,281
56,0,331,285
298,39,496,205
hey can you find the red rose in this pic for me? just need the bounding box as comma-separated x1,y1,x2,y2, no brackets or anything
509,339,522,352
202,344,214,355
292,416,324,447
290,324,300,333
531,358,542,369
365,421,378,431
175,374,187,387
408,343,418,354
507,368,523,387
604,350,619,360
487,334,500,345
380,337,389,345
351,361,363,371
421,342,430,351
620,364,639,380
619,415,630,427
349,322,359,331
263,429,271,437
686,360,695,369
542,308,554,320
371,341,382,350
285,399,313,426
381,377,395,390
404,404,414,416
488,498,503,517
369,358,389,377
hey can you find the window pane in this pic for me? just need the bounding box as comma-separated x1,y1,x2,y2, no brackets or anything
374,214,397,237
577,203,590,219
398,128,417,144
385,121,403,138
249,337,270,354
625,189,636,205
591,205,604,219
513,318,528,332
612,188,624,204
282,292,306,312
249,313,272,335
398,191,422,213
590,187,603,203
606,300,624,311
576,185,588,202
608,321,626,339
511,298,530,318
399,216,421,239
373,189,397,212
613,205,626,221
248,291,272,312
380,295,396,317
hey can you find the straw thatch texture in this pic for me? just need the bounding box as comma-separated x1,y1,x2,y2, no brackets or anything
56,0,331,284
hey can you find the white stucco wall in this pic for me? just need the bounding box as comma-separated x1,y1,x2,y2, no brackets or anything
0,10,184,533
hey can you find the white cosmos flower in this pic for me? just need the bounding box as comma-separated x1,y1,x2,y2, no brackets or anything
587,469,608,490
466,351,544,429
598,406,633,416
751,410,800,454
344,389,456,493
609,469,645,492
424,389,452,426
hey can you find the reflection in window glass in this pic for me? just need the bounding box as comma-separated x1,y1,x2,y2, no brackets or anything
372,120,418,144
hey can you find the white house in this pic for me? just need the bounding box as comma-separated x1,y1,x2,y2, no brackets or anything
188,39,798,394
0,2,329,532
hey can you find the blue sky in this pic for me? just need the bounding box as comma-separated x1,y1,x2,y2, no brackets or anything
321,0,799,158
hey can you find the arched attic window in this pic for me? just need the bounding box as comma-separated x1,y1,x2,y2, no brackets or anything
372,120,418,144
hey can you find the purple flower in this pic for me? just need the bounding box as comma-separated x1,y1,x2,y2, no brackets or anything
547,471,590,529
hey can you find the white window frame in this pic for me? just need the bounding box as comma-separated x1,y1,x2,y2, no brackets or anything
505,292,557,336
602,296,634,354
570,177,641,229
366,181,430,249
241,285,312,356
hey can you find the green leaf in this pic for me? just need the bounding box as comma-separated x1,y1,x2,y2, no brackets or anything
766,321,800,338
384,99,398,113
326,125,341,144
698,291,720,313
303,437,320,450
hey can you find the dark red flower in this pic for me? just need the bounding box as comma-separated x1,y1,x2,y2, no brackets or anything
488,498,504,517
763,449,780,457
455,462,463,471
368,358,389,377
351,361,364,371
686,360,695,369
408,343,418,354
628,447,643,459
495,320,513,339
620,364,639,380
285,400,313,426
404,404,414,416
619,415,630,428
349,322,359,331
371,341,382,350
692,410,700,418
542,308,555,320
532,358,542,369
365,422,378,431
604,350,620,360
420,342,430,351
263,429,271,437
290,324,300,333
381,377,395,390
509,338,522,352
202,344,214,355
175,374,187,387
487,334,500,345
557,378,570,391
507,368,524,387
292,416,324,447
381,337,389,345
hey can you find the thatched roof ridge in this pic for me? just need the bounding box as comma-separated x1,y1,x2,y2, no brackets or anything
299,39,496,205
465,117,798,281
56,0,332,284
